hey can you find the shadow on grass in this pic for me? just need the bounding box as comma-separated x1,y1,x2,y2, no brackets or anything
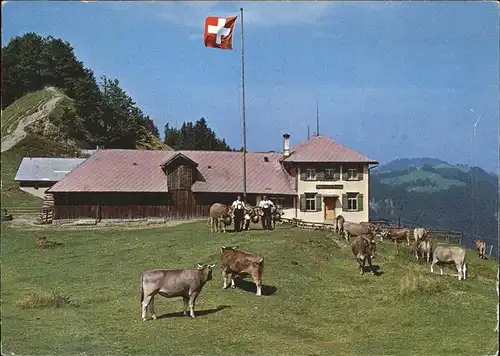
362,264,384,276
233,278,277,296
157,305,231,319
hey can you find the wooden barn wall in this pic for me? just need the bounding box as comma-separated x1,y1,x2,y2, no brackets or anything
52,191,295,221
52,191,210,220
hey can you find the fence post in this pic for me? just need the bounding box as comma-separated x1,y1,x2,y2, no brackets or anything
488,245,494,259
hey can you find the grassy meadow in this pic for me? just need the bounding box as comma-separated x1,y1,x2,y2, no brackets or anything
1,221,498,355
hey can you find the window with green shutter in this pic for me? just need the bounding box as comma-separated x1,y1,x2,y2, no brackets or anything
333,172,341,181
315,194,322,211
300,171,306,181
357,193,364,211
316,171,325,181
342,194,348,211
304,193,317,211
299,194,306,211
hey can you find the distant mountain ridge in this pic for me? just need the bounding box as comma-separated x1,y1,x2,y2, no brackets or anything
369,157,498,255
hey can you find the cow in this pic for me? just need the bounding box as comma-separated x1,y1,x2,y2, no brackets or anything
350,234,377,275
414,227,431,243
430,245,467,280
220,246,264,296
380,227,412,246
413,239,432,263
243,204,260,231
209,203,232,233
334,215,345,235
343,221,379,242
270,204,284,229
140,263,215,321
475,239,486,259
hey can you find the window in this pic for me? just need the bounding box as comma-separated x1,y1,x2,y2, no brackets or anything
342,192,363,212
305,168,316,180
347,168,358,180
325,168,335,180
347,193,357,210
305,193,316,211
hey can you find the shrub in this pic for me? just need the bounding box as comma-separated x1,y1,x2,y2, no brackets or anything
399,270,446,298
15,289,75,309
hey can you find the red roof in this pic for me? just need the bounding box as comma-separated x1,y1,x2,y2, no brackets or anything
283,135,378,163
48,150,173,193
47,149,296,195
181,151,296,195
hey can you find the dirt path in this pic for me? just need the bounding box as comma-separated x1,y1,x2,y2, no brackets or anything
1,87,65,152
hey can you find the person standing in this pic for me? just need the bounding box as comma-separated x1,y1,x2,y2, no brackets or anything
231,195,245,232
259,196,274,230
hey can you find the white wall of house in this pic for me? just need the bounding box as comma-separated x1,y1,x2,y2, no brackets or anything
294,164,370,223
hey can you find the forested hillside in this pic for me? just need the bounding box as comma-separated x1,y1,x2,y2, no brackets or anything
1,32,166,150
370,160,498,244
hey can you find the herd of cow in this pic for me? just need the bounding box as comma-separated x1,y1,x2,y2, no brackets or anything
139,204,488,321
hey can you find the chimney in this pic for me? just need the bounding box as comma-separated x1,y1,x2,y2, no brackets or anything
283,133,290,157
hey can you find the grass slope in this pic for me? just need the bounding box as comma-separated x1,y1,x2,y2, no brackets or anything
1,222,497,355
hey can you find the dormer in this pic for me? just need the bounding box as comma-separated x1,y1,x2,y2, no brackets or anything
161,153,199,190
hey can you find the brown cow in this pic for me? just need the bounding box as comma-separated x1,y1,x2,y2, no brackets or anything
475,239,486,259
334,215,345,235
243,204,260,231
209,203,232,233
343,221,379,241
381,227,412,246
140,263,215,320
350,234,377,275
414,227,431,243
413,239,432,263
220,246,264,296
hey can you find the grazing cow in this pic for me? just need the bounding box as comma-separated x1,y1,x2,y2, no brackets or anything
140,263,215,321
343,221,379,241
220,246,264,296
209,203,232,233
334,215,345,235
430,245,467,280
413,239,432,263
350,234,377,275
414,227,431,243
270,204,284,229
381,227,412,246
475,239,486,259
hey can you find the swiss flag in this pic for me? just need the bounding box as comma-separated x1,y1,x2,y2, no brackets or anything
204,16,238,50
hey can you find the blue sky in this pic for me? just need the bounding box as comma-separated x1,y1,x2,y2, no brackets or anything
2,1,499,173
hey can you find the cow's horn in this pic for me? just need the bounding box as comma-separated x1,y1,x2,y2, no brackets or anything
233,245,239,249
197,263,204,268
209,263,216,268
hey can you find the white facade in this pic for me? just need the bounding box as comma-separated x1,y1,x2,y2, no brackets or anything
258,163,371,224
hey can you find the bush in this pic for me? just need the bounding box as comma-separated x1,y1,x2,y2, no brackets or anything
15,289,75,309
399,270,446,298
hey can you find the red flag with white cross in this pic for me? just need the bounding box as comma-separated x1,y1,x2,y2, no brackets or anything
204,16,238,50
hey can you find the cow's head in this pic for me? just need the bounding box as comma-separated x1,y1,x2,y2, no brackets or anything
197,263,216,281
220,245,239,253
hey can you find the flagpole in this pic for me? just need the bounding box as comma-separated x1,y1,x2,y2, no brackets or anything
240,7,247,202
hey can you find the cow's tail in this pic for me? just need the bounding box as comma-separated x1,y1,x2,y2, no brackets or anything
140,272,144,307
